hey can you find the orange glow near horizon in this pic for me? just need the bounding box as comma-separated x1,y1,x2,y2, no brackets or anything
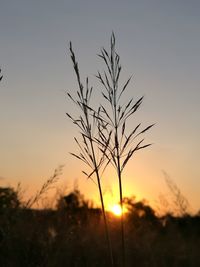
110,204,122,216
108,203,128,217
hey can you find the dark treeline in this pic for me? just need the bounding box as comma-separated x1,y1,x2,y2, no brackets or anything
0,186,200,267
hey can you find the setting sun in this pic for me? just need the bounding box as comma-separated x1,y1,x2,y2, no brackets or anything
111,204,123,216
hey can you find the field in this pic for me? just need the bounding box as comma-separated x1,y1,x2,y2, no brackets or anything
0,188,200,267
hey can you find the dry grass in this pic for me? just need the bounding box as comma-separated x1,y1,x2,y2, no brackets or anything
25,165,63,209
67,42,114,266
93,33,154,266
67,33,154,267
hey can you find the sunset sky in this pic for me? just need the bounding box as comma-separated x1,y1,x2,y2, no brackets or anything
0,1,200,212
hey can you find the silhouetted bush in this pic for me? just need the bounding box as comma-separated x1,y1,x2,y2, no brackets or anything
0,187,20,210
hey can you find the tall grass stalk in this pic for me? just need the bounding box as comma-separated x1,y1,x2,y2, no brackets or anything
67,43,114,267
0,68,3,81
95,33,154,266
25,165,63,208
163,171,190,216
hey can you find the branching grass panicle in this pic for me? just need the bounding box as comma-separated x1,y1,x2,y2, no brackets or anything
67,43,114,266
94,33,154,266
67,33,154,267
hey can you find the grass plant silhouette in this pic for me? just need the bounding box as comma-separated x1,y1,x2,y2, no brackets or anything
67,43,114,266
67,33,154,267
163,171,190,216
0,68,3,81
25,165,63,209
94,33,154,266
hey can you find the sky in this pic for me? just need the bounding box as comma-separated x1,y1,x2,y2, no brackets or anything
0,0,200,213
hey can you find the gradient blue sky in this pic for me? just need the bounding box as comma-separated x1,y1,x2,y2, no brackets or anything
0,0,200,212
